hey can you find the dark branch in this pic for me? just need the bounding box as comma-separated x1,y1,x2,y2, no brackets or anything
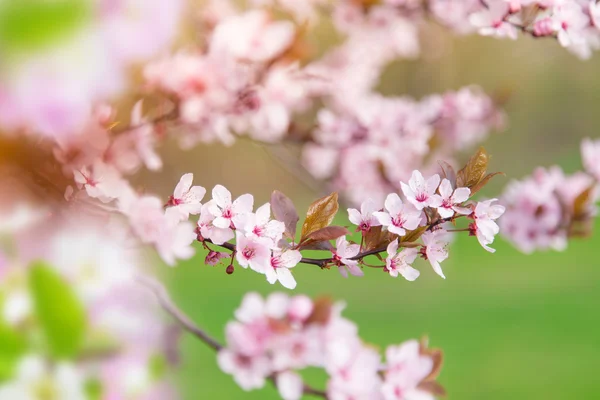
138,275,222,351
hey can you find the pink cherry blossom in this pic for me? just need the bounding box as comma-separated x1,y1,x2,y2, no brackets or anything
374,194,422,236
276,371,304,400
385,239,420,281
217,350,272,390
437,178,471,218
236,203,285,246
332,237,364,278
326,339,382,400
209,185,254,229
210,10,295,62
581,137,600,180
236,232,271,273
167,173,207,219
469,0,518,40
348,198,381,233
552,2,590,49
73,161,129,203
266,250,302,289
205,250,229,266
155,208,197,266
500,166,568,253
197,201,235,245
421,230,450,279
401,171,442,211
471,198,506,253
381,340,435,400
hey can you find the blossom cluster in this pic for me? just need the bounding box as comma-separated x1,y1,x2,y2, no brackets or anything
218,291,444,400
0,0,183,138
0,215,179,399
500,137,600,253
302,86,504,205
143,5,506,203
167,148,505,288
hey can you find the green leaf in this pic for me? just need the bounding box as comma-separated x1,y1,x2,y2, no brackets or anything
84,378,103,400
0,320,28,382
149,353,167,381
29,261,86,359
0,0,92,56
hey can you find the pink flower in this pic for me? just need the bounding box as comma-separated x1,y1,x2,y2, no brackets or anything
236,203,285,246
552,2,590,48
122,195,196,265
437,178,471,218
472,198,505,253
276,371,304,400
326,340,382,400
332,237,364,278
217,350,271,390
205,250,229,266
469,0,518,40
266,250,301,289
210,10,295,62
74,161,129,203
374,194,422,236
236,232,271,273
421,230,450,279
209,185,254,229
155,208,196,266
401,171,442,210
581,137,600,180
385,239,420,281
128,100,162,171
348,198,381,233
287,295,314,323
197,202,235,245
381,340,435,400
167,173,206,219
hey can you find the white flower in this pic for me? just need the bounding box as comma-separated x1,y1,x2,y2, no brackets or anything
385,239,420,281
437,178,471,218
347,198,380,232
374,193,422,236
266,250,301,289
401,171,443,210
168,173,206,219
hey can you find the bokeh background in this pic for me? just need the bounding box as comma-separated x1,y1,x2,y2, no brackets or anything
2,1,600,398
143,30,600,399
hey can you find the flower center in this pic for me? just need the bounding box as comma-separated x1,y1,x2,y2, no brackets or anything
415,193,428,202
243,247,255,259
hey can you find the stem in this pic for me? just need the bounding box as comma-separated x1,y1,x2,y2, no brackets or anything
138,275,223,351
139,276,328,398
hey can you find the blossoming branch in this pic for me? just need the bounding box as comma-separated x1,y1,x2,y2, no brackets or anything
142,280,445,400
157,147,505,289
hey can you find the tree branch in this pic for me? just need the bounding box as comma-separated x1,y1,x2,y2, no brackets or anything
138,275,222,351
138,275,328,398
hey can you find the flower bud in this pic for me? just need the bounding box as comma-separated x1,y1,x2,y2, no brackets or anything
226,264,235,275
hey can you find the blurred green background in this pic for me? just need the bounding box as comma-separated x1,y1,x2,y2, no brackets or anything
141,28,600,400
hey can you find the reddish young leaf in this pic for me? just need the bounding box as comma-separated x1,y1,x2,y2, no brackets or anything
363,225,393,251
271,190,299,240
401,226,427,243
302,226,349,243
417,381,446,397
438,160,457,187
300,192,339,242
305,297,333,326
456,147,489,189
469,172,505,196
